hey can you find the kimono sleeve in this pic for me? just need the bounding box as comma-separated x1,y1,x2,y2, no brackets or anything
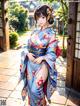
19,39,29,81
19,30,37,81
44,34,58,70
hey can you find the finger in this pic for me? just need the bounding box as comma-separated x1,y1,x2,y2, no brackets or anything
33,59,37,63
31,53,35,57
34,59,39,63
37,61,41,64
35,60,40,64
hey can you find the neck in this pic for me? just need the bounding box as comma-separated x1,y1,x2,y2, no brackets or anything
41,23,49,30
40,23,52,31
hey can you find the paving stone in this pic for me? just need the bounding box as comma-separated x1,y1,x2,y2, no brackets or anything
57,87,70,97
0,89,11,98
10,90,23,99
15,71,20,77
49,103,64,106
0,61,20,69
0,97,7,100
50,91,66,105
0,82,17,90
66,96,80,106
70,89,80,98
0,60,15,69
57,80,65,88
0,68,18,76
15,81,25,91
50,87,70,105
8,76,19,84
57,73,66,81
0,75,10,82
0,50,21,69
6,98,24,106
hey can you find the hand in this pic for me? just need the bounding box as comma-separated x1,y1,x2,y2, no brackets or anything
27,52,35,62
33,56,44,64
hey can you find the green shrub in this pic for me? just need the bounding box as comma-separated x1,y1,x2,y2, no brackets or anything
62,48,67,58
9,32,18,48
8,2,29,32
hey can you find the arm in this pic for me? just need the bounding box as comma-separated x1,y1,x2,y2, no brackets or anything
19,42,29,82
19,38,36,82
33,34,58,67
43,34,58,70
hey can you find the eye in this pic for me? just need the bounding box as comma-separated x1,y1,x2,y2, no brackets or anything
42,16,45,18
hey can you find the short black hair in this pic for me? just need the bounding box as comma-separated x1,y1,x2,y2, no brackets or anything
34,5,54,24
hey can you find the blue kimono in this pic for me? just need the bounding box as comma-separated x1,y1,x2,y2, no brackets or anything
20,27,58,106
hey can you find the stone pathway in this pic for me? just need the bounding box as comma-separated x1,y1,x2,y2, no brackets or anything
0,50,80,106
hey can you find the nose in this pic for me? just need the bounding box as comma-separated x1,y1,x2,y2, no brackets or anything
38,18,43,23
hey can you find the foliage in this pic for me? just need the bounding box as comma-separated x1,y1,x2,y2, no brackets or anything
9,31,19,48
8,2,29,32
61,48,67,58
54,0,68,32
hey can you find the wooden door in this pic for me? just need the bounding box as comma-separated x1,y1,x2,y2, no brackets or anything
73,3,80,92
66,2,77,88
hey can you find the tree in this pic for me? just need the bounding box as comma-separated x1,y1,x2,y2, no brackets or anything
8,2,29,32
55,0,68,57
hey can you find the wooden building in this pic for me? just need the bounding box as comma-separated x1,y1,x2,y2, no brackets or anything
0,0,9,51
19,0,39,29
66,1,80,92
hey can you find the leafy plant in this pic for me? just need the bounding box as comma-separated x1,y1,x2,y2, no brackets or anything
62,48,67,58
8,2,29,32
9,31,18,48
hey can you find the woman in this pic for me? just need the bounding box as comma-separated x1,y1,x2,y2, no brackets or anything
19,5,58,106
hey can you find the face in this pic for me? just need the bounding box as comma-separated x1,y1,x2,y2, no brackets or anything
37,14,47,27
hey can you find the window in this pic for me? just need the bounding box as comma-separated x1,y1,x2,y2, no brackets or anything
75,3,80,59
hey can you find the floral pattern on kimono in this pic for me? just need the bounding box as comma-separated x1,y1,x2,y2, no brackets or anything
20,27,58,105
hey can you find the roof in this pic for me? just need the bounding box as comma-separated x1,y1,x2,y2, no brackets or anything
20,1,40,12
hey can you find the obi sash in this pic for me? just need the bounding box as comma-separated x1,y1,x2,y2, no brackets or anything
28,46,46,57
